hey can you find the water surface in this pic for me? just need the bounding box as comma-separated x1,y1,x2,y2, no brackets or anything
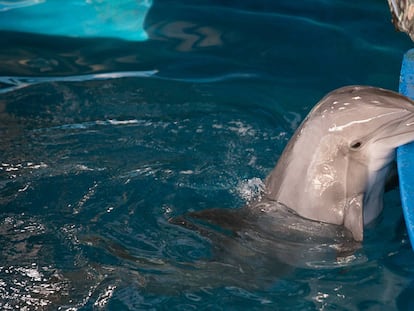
1,0,414,310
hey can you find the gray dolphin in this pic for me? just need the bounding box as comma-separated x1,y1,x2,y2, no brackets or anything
157,85,414,292
265,85,414,241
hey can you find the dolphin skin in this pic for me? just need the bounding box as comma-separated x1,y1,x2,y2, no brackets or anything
265,85,414,241
176,86,414,243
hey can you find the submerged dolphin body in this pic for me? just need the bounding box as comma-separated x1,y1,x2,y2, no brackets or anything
265,85,414,241
174,86,414,245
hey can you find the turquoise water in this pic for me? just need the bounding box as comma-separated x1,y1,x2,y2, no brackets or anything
1,0,414,309
0,0,151,41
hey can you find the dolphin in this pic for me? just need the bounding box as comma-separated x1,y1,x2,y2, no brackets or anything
174,85,414,244
147,85,414,293
265,85,414,241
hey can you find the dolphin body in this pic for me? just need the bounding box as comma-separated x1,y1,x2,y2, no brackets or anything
265,85,414,241
155,85,414,293
176,86,414,243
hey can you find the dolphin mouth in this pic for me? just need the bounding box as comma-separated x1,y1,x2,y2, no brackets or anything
371,112,414,147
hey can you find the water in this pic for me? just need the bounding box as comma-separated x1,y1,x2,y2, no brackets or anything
0,0,152,41
1,0,414,310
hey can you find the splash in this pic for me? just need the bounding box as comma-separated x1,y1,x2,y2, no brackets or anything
237,177,265,203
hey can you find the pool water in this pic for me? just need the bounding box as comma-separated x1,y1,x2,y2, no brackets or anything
1,0,414,310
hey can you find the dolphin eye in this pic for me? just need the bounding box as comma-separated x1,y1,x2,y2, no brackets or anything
350,141,362,149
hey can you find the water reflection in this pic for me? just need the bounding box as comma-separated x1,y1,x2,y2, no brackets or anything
147,20,223,52
0,0,152,41
0,0,410,90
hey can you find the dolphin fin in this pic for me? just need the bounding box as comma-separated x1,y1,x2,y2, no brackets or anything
343,195,364,241
188,208,252,231
169,207,252,237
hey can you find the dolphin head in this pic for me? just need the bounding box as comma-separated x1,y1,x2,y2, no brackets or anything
265,85,414,241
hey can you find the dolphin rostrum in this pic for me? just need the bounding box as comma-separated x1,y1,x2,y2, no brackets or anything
265,85,414,241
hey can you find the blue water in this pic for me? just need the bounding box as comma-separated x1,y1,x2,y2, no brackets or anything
0,0,152,41
1,0,414,310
